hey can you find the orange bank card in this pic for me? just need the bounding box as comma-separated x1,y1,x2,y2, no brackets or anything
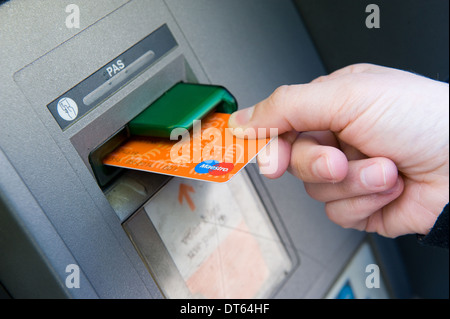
103,112,271,183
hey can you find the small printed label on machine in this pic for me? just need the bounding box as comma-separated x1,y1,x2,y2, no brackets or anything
46,24,178,130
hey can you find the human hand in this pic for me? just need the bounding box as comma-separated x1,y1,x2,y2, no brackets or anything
228,64,449,238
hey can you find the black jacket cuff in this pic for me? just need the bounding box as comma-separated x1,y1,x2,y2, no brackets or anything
417,203,449,249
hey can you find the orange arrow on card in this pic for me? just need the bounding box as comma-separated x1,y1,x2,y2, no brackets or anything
178,183,196,211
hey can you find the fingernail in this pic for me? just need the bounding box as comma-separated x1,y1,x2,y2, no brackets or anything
228,107,254,127
361,163,386,188
313,155,335,181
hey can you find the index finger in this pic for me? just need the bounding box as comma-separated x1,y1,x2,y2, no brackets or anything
227,63,383,138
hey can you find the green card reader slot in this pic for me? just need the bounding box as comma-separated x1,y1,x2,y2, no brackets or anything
89,82,238,188
128,82,237,138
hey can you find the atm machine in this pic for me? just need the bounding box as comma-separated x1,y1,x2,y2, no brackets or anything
0,0,412,299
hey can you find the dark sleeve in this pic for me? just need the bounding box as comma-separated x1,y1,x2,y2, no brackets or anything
417,203,449,249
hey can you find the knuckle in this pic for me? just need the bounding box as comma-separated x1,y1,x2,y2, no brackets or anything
346,63,376,74
268,85,293,109
325,204,340,224
304,183,321,200
290,156,311,181
311,75,329,83
325,202,356,229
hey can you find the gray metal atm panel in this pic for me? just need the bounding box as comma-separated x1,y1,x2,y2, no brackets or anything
1,0,366,298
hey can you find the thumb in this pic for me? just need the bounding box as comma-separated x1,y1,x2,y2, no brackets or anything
228,82,356,138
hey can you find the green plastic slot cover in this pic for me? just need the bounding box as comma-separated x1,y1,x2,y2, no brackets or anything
128,82,238,138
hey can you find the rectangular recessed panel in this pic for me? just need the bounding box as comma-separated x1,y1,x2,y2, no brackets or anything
124,171,293,299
